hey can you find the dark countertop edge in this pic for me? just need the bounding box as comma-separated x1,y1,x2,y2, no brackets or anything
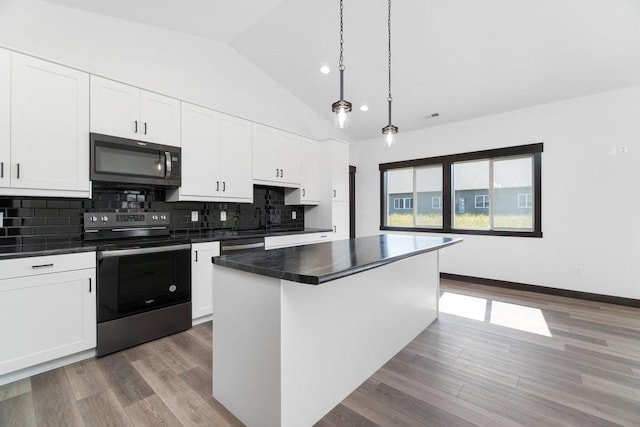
0,245,98,261
213,238,463,285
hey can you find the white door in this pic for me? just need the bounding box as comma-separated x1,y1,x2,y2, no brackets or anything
11,53,90,193
253,124,280,182
140,90,181,146
90,75,140,139
180,102,221,198
191,242,219,320
0,269,96,375
278,130,301,186
220,114,253,201
331,140,350,202
332,200,350,241
0,48,10,188
299,137,320,203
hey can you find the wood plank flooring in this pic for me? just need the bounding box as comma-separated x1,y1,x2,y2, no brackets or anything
1,279,639,426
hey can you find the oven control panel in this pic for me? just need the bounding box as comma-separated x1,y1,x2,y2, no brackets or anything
84,212,171,230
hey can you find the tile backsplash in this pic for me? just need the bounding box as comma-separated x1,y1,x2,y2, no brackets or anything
0,185,304,246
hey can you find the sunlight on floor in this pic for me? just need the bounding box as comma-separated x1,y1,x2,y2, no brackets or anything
439,291,552,337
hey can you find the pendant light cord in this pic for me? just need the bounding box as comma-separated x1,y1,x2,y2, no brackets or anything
387,0,392,101
339,0,345,71
387,0,393,124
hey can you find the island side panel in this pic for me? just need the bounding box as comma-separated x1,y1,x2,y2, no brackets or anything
280,251,440,427
211,265,282,427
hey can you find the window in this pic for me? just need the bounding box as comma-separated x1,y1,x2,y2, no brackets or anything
432,196,442,209
518,193,532,208
379,143,542,237
475,195,489,209
393,198,413,209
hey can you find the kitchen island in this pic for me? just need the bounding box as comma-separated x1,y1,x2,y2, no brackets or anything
211,234,462,427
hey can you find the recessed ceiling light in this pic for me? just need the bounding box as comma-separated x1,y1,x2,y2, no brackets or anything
360,105,369,112
320,65,331,74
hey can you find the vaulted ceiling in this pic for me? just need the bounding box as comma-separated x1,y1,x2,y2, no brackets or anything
44,0,640,141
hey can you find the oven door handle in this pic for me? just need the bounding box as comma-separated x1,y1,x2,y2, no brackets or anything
165,151,172,178
98,243,191,259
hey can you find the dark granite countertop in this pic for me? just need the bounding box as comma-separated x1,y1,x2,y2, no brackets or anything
212,234,463,285
0,228,333,260
0,241,98,260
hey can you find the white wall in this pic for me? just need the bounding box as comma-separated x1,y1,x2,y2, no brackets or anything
352,86,640,299
0,0,346,141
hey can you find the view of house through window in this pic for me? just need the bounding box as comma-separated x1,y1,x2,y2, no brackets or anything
380,143,542,237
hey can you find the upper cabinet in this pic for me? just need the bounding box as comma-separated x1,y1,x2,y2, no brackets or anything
167,102,252,203
1,52,90,197
253,124,301,188
90,76,180,147
329,139,349,202
0,49,9,189
284,136,320,205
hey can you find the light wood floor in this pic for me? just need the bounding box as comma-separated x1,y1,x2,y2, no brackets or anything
1,279,639,426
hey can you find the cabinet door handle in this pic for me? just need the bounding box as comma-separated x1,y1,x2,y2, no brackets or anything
275,168,279,178
195,251,198,262
333,189,336,198
89,278,92,293
222,181,226,191
1,161,3,178
333,226,337,232
280,169,283,178
216,181,220,191
144,122,148,135
302,188,305,197
32,263,54,269
135,120,138,133
16,163,20,179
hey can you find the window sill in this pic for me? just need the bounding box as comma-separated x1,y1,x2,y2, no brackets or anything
380,226,543,238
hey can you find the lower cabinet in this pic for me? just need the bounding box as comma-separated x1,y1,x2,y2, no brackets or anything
0,252,96,377
191,241,220,322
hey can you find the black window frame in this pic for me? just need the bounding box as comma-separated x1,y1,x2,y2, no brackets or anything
379,143,543,238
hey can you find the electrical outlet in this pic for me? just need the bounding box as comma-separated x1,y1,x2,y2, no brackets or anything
191,211,198,222
292,211,296,220
220,211,227,221
619,145,628,154
576,266,583,277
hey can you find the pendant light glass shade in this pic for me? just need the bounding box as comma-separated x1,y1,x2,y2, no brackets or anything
332,0,352,129
381,0,398,146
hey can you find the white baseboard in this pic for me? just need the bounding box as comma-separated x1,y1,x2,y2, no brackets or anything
0,349,96,387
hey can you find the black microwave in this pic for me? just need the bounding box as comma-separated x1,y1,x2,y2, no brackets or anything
90,133,181,187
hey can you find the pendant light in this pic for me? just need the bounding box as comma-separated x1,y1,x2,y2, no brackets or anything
381,0,398,146
331,0,352,129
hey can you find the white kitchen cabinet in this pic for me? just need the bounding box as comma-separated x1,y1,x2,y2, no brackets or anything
331,201,350,241
192,241,219,323
219,113,253,201
0,252,96,377
167,103,252,203
0,48,9,189
304,138,351,240
253,124,301,188
90,75,180,146
7,53,90,197
285,136,320,205
330,139,350,202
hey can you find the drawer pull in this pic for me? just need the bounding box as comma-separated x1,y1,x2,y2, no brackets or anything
32,263,54,269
